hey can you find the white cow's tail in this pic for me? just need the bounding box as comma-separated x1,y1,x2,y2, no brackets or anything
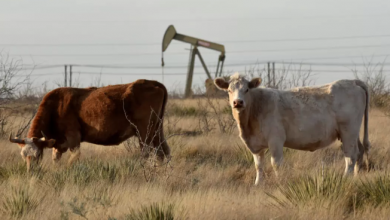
355,80,371,162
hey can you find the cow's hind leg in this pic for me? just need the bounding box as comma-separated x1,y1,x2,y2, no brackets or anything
355,139,364,173
356,139,370,172
136,122,152,159
340,133,359,176
363,140,371,171
268,138,284,177
136,115,164,163
152,132,171,164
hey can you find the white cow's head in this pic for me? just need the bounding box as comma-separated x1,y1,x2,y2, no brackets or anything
214,73,262,112
9,132,56,172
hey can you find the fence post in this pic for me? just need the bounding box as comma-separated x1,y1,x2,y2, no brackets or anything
272,62,275,88
64,65,67,87
267,62,271,87
70,65,73,87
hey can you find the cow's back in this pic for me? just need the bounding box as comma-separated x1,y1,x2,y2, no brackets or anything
77,80,166,145
267,80,366,151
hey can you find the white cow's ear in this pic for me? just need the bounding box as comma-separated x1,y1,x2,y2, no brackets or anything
249,78,262,89
214,78,229,91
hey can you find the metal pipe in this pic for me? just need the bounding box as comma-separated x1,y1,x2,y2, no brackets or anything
219,59,225,77
184,47,197,98
196,50,212,79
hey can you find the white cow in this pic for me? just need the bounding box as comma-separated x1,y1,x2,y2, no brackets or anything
214,73,370,185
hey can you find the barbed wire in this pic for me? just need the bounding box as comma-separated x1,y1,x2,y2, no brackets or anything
2,34,390,47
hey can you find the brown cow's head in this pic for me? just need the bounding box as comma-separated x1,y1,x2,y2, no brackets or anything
214,73,262,112
9,132,56,172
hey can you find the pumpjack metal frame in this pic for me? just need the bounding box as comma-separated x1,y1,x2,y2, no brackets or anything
162,25,226,98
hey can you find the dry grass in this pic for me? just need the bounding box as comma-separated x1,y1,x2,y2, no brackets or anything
1,98,390,220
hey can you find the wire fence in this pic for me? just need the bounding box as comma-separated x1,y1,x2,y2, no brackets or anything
12,60,390,78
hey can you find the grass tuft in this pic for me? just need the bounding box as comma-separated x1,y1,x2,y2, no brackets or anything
124,202,176,220
233,143,253,167
354,173,390,208
0,186,39,218
168,104,204,117
267,168,351,207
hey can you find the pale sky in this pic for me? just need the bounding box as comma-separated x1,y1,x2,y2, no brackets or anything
1,0,389,92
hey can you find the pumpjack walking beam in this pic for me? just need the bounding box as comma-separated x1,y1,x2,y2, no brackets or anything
162,25,226,98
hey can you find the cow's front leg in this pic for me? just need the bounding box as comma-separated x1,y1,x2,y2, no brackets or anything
66,133,82,166
68,146,81,165
253,149,266,186
268,139,284,177
52,148,63,163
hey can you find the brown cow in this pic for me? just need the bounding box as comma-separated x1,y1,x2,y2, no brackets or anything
9,79,171,172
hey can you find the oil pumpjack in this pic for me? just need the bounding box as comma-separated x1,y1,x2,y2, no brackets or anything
161,25,226,98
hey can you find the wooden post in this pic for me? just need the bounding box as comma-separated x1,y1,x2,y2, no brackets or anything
267,62,270,87
70,65,73,87
64,65,67,87
272,62,275,88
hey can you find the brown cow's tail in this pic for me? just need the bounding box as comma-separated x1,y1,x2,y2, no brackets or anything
355,80,371,169
157,82,171,161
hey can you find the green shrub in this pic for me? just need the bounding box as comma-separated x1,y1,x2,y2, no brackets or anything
124,203,175,220
168,104,204,117
1,186,39,218
354,173,390,208
68,198,88,219
44,160,122,190
0,163,27,182
221,105,232,115
267,169,351,207
0,166,10,181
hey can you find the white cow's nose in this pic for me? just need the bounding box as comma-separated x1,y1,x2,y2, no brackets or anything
233,99,244,108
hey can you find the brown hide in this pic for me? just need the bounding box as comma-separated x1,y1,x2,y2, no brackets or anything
27,79,170,159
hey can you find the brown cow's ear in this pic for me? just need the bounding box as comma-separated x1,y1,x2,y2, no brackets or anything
214,78,229,91
46,139,56,148
249,78,262,89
